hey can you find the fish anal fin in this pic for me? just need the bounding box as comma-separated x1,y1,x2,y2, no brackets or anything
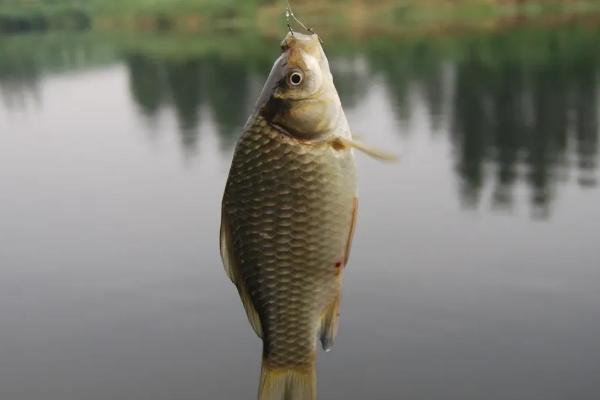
319,293,341,352
220,209,263,338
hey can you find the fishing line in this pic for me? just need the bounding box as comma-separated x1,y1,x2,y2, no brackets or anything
286,0,323,42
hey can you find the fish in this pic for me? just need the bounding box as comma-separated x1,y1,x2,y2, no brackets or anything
220,31,386,400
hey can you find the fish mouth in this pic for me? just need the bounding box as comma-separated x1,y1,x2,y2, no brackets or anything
280,31,321,53
281,32,323,73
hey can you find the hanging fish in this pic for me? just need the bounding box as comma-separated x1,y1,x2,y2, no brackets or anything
220,31,391,400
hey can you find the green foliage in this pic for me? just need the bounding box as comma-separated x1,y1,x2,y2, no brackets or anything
2,0,600,33
0,1,91,32
2,22,600,206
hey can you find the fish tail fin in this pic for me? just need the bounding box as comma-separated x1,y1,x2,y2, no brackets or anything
258,358,316,400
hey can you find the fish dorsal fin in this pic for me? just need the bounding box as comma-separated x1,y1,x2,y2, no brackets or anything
331,137,398,162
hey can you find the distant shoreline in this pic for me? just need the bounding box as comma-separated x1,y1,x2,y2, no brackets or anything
2,0,600,36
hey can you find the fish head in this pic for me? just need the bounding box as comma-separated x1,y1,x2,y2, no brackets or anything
255,32,347,140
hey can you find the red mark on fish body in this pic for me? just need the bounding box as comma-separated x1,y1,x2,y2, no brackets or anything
334,260,343,275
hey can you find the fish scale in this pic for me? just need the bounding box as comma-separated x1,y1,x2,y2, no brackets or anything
220,32,364,399
222,114,356,370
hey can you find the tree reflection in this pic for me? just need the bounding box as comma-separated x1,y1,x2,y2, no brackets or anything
122,28,599,216
447,32,599,217
367,28,600,217
125,54,258,152
0,35,115,110
367,40,450,132
165,59,205,151
2,28,598,218
0,40,44,109
126,54,165,117
205,57,252,150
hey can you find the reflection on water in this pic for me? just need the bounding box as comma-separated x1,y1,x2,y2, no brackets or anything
0,36,114,109
2,26,600,400
450,43,599,217
126,54,258,152
1,29,598,215
119,28,600,216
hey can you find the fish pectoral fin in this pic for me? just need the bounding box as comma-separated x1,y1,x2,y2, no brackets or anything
319,293,341,352
332,136,398,162
220,209,263,338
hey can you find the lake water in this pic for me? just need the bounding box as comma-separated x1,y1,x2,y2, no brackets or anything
1,26,600,400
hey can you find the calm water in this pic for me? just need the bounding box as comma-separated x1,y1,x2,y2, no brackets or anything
1,27,600,400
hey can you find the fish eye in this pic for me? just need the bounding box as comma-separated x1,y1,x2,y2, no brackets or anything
288,70,303,86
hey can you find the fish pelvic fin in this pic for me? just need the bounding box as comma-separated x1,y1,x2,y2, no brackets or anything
259,359,316,400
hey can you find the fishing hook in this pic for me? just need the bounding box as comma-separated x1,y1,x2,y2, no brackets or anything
286,1,323,43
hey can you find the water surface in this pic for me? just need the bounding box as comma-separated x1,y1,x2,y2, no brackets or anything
1,27,600,400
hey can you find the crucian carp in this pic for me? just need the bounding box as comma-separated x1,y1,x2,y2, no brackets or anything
220,30,392,400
